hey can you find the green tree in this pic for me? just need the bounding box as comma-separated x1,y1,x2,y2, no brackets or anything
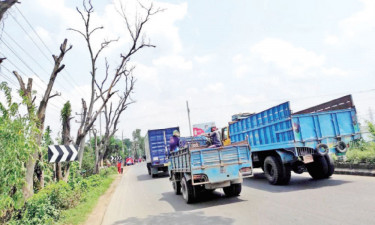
132,129,145,158
0,82,38,220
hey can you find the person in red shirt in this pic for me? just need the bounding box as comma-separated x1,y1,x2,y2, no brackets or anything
117,160,122,174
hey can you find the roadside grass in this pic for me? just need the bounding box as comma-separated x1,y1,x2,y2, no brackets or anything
346,141,375,164
57,173,116,225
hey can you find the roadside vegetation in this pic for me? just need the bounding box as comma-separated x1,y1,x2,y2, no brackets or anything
345,122,375,164
9,166,117,225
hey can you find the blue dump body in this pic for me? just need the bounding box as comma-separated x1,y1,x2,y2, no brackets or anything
145,127,179,176
169,144,252,184
229,102,361,154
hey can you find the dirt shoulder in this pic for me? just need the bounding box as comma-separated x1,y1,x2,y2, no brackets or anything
82,167,128,225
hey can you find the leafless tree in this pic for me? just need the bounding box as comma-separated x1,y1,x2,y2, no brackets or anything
94,61,136,173
69,0,161,167
13,39,72,199
0,0,18,22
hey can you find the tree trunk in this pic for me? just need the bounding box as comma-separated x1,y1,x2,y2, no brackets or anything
78,136,86,169
23,151,38,199
56,163,63,181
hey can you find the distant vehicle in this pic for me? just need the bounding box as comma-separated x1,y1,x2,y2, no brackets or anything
126,157,134,166
144,127,179,178
222,95,361,185
169,141,253,203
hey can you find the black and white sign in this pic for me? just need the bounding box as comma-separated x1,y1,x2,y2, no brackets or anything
111,156,122,161
48,145,78,163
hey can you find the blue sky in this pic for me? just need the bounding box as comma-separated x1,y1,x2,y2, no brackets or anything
1,0,374,139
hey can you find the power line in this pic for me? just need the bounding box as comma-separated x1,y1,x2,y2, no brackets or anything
12,6,90,98
0,41,68,103
0,65,64,111
3,30,51,75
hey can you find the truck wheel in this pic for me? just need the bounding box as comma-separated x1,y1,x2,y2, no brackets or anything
181,177,195,204
264,156,284,185
324,154,335,178
172,175,181,195
152,173,157,178
223,183,242,197
306,155,328,179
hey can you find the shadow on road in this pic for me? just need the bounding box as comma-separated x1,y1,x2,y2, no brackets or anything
159,190,246,212
110,211,234,225
137,172,169,181
243,172,351,193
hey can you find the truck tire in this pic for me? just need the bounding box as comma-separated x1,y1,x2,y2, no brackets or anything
172,175,181,195
152,173,157,178
264,156,285,185
223,183,242,197
181,177,195,204
316,143,329,156
324,154,335,178
306,155,328,179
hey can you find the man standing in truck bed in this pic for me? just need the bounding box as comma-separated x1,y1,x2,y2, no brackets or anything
207,127,222,147
169,130,180,152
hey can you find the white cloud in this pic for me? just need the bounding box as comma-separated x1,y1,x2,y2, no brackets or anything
153,55,192,70
322,67,349,77
251,38,326,77
339,0,375,38
325,35,340,45
206,82,224,93
325,0,375,45
234,65,250,78
194,54,214,63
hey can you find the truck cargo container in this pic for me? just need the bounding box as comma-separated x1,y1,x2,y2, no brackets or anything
227,95,361,184
145,127,179,177
169,141,253,203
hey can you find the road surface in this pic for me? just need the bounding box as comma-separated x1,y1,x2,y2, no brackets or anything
102,162,375,225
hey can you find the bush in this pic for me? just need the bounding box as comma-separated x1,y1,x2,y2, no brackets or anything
346,140,375,164
11,182,80,225
7,157,117,224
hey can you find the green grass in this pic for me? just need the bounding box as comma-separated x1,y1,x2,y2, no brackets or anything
56,174,116,225
345,140,375,164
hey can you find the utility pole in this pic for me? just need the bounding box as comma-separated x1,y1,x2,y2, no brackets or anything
122,130,125,155
369,107,374,123
75,110,86,169
186,101,192,136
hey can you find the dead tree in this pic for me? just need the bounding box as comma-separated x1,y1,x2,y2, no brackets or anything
13,39,72,199
0,0,18,22
69,0,161,168
94,61,136,173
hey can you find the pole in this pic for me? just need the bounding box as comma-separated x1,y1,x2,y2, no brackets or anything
186,101,192,136
122,130,124,154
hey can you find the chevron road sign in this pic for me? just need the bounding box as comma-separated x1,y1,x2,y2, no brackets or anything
48,145,78,163
111,156,122,161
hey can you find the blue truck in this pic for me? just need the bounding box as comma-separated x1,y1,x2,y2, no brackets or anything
169,138,253,203
227,95,361,185
145,127,179,178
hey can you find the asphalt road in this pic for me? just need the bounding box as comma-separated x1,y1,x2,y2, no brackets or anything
102,162,375,225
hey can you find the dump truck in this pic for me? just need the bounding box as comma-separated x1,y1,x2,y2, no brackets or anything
223,95,361,185
145,127,179,178
169,138,253,203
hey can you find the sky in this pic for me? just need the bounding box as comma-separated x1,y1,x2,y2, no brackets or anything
0,0,375,141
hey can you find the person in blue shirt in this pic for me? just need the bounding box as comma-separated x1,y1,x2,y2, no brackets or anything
169,130,180,152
